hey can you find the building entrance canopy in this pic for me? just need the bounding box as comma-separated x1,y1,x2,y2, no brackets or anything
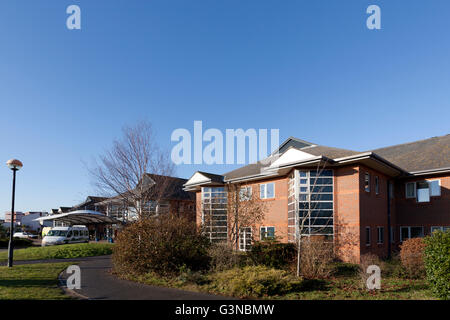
34,210,121,225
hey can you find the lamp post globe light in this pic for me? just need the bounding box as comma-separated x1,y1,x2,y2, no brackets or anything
6,159,23,268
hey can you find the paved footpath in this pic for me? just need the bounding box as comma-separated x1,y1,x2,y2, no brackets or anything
58,255,232,300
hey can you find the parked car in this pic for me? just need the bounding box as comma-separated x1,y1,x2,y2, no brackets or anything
42,225,89,246
13,232,38,239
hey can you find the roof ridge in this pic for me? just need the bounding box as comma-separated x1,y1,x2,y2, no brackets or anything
371,134,450,151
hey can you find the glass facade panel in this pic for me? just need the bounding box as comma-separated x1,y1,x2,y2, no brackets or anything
202,187,228,242
288,169,334,240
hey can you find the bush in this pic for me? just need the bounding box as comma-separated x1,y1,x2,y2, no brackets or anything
400,237,427,278
299,240,334,279
209,265,303,298
247,241,296,269
112,215,211,276
207,242,239,271
424,230,450,300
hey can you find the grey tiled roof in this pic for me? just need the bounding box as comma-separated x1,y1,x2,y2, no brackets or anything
224,145,359,180
370,134,450,172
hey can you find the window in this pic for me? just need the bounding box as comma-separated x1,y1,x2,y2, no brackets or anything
400,226,424,242
377,227,384,244
406,180,440,202
239,186,252,201
365,227,371,246
429,180,441,196
239,227,252,251
416,181,430,202
260,183,275,199
202,187,228,243
364,173,370,192
405,182,416,198
293,170,334,237
375,176,379,195
260,226,275,240
431,226,450,234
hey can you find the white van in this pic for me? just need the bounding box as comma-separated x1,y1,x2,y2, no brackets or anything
42,225,89,246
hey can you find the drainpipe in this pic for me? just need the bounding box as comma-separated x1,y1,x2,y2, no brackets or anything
387,180,392,259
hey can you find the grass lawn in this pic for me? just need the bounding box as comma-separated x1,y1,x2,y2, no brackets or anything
0,243,114,262
0,262,73,299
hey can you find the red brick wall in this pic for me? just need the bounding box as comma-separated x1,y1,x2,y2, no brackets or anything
394,174,450,238
334,165,361,263
244,176,290,242
358,165,390,259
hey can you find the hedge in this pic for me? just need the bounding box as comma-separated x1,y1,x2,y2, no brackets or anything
423,230,450,300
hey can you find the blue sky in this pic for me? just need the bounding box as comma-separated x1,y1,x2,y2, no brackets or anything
1,0,449,217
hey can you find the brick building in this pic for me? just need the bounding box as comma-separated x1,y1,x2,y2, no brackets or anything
183,135,450,263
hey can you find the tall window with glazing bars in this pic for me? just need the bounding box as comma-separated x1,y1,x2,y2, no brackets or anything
288,169,334,241
201,187,228,243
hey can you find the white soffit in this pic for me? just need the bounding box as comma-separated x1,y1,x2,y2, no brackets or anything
186,172,211,185
269,148,316,168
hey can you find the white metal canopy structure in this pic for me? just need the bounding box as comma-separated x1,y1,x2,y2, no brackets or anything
34,210,121,225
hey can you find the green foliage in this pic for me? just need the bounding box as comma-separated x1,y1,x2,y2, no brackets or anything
0,238,33,248
424,230,450,300
112,215,210,276
0,243,113,261
208,265,303,298
247,241,296,269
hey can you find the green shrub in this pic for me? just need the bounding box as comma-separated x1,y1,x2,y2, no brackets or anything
209,265,303,298
247,241,296,269
400,237,427,278
424,230,450,300
112,215,211,276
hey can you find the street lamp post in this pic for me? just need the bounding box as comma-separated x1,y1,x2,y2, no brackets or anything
6,159,23,268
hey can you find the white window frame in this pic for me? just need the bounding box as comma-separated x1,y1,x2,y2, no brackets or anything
260,183,275,199
239,227,252,251
377,226,384,244
400,226,424,242
364,173,370,193
405,182,416,199
260,226,275,240
365,226,371,246
239,186,253,201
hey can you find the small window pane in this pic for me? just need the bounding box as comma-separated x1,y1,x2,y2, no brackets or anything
260,184,266,199
401,227,409,241
417,188,430,203
266,183,275,198
429,180,440,196
411,227,424,238
406,183,415,198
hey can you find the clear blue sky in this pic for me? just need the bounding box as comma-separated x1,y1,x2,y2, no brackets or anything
1,0,449,217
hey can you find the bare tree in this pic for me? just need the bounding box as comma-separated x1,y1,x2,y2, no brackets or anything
89,121,175,219
227,183,267,251
294,160,334,277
